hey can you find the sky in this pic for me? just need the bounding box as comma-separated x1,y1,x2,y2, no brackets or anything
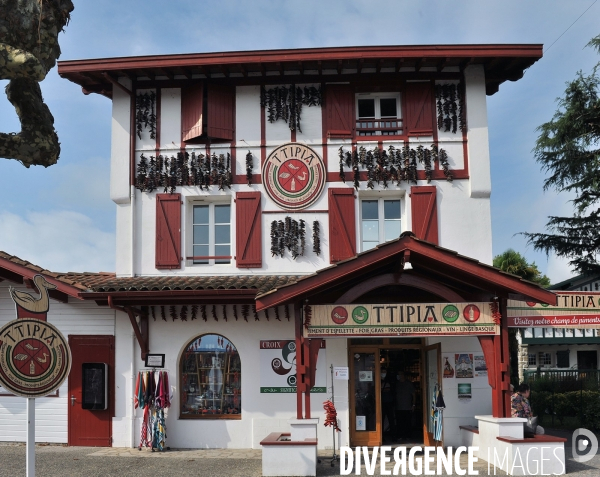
0,1,598,282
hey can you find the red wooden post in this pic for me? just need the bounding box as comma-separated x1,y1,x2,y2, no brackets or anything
501,298,511,417
294,303,303,419
303,336,311,419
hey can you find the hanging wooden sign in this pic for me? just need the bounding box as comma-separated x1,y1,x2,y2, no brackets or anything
0,275,72,398
304,303,499,337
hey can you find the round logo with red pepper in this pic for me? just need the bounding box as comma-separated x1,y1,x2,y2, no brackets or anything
331,306,348,324
463,304,481,323
262,143,325,210
0,319,71,398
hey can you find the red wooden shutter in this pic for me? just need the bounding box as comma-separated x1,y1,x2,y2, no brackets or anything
328,188,356,263
155,193,181,269
325,84,354,138
236,191,262,268
410,186,438,245
404,82,434,136
207,84,235,141
181,84,204,142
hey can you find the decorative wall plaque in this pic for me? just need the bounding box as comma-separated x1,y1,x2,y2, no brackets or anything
262,143,325,210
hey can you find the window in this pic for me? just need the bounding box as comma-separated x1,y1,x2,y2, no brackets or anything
192,202,231,264
180,334,241,419
539,352,552,366
361,199,401,251
556,350,570,368
528,353,537,366
356,93,401,136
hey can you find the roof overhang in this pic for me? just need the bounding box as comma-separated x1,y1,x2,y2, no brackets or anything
81,289,258,307
57,44,543,98
0,255,84,302
255,233,557,311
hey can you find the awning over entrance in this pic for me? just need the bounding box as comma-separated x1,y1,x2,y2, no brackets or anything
256,232,557,311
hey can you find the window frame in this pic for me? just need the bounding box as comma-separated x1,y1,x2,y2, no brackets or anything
179,333,241,420
359,196,402,252
527,353,537,366
355,92,402,138
538,352,552,366
187,198,232,266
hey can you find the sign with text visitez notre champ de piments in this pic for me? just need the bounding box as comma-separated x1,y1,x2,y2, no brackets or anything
304,303,499,338
508,292,600,328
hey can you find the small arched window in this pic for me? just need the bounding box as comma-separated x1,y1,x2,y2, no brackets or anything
180,334,241,419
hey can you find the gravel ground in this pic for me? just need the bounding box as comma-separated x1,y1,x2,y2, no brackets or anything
0,429,598,477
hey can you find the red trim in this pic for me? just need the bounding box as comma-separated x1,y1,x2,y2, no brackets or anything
459,425,479,434
260,432,317,446
0,258,83,299
58,44,544,73
255,235,557,311
326,168,469,183
497,435,567,444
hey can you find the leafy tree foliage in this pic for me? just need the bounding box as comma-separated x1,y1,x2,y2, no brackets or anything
524,36,600,274
493,249,550,287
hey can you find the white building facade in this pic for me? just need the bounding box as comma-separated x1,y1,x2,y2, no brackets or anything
0,44,555,450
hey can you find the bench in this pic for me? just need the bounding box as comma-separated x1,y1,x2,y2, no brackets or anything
459,425,479,448
497,434,567,444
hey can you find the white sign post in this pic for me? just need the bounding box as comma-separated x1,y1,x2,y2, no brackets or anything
27,398,35,477
0,275,73,477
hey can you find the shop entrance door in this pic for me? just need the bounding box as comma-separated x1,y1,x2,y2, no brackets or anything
349,347,381,446
68,335,114,446
422,343,441,446
349,340,425,447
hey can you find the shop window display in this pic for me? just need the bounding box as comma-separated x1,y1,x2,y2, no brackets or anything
180,334,241,419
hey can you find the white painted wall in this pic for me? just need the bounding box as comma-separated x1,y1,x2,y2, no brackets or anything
0,283,115,443
120,311,349,449
114,78,493,275
427,336,492,449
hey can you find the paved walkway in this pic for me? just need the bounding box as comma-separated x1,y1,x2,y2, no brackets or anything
1,429,599,476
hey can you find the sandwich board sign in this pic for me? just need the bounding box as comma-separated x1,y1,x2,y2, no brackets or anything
0,275,72,476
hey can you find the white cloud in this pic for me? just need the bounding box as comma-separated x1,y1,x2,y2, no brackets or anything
0,210,115,273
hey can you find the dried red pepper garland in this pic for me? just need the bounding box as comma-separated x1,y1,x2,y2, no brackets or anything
323,400,341,432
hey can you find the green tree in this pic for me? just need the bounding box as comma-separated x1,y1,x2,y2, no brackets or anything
493,249,550,386
493,249,551,287
524,35,600,274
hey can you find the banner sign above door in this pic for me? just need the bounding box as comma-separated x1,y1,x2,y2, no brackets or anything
508,292,600,328
304,303,499,337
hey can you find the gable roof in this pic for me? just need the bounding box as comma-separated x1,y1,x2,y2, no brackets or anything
57,44,543,98
255,232,557,311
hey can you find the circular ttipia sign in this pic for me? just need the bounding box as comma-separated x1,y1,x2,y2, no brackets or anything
262,143,325,210
0,319,71,397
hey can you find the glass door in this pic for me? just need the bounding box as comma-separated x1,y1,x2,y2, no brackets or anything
349,348,381,446
422,343,441,446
